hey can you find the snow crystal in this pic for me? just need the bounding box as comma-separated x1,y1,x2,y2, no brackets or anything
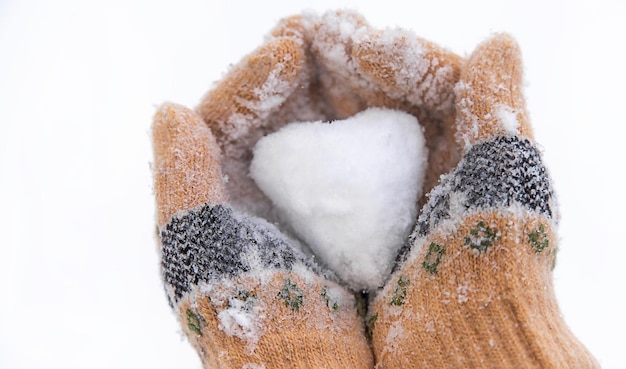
457,284,469,304
424,321,436,333
217,293,263,350
386,320,406,346
495,104,520,134
242,364,266,369
250,108,428,291
248,62,292,113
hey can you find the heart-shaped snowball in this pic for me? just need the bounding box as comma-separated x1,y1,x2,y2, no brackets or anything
250,108,428,291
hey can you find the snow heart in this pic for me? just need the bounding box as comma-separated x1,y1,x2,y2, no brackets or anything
250,108,428,291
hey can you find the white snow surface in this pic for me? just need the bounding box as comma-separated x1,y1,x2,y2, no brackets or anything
495,104,520,134
250,108,428,291
217,298,261,343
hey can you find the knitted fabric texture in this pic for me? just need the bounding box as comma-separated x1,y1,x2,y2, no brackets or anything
395,136,555,265
160,204,309,305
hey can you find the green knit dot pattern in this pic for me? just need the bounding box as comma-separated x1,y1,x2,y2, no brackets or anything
422,242,446,274
528,225,549,253
277,278,304,311
186,309,203,336
389,276,410,306
465,221,498,253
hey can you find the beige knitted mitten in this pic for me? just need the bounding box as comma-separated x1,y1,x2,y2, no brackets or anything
369,34,600,368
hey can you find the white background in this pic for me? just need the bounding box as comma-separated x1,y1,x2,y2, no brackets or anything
1,0,624,368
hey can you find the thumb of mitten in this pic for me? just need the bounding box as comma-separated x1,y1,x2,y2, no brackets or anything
153,102,373,368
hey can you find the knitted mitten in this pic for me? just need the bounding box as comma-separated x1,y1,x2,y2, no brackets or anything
153,102,373,368
152,11,463,368
369,34,600,368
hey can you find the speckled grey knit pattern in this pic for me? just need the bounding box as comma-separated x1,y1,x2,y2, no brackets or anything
397,136,555,263
160,204,308,305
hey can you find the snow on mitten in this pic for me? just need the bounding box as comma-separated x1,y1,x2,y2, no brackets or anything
369,34,600,368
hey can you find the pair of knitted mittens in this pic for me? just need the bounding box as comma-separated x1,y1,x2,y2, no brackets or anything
152,10,599,369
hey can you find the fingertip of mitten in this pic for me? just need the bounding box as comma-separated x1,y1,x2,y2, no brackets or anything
271,15,307,42
352,29,463,116
455,33,534,149
196,36,305,143
152,102,226,227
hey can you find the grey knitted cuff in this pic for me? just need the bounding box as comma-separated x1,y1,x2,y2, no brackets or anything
159,204,312,306
397,136,556,263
